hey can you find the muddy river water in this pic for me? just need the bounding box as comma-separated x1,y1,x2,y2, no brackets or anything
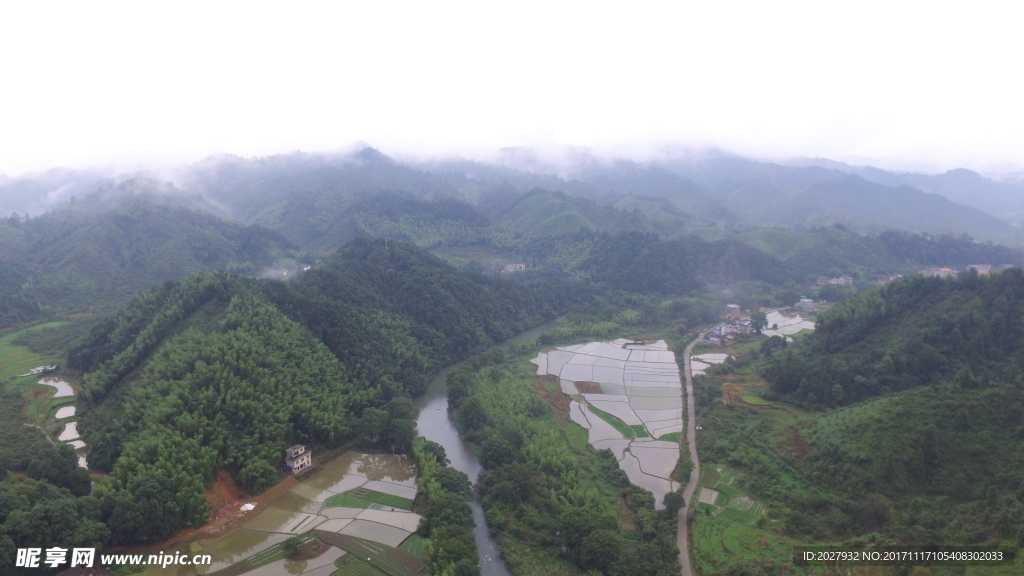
414,319,560,576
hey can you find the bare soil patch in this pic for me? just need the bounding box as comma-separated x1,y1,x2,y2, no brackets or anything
207,470,246,511
533,377,572,423
119,474,300,554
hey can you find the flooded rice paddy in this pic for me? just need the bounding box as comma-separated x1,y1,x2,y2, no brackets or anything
242,546,345,576
761,310,816,339
690,353,731,376
57,421,79,441
38,377,75,397
191,451,422,574
36,377,89,468
533,338,683,508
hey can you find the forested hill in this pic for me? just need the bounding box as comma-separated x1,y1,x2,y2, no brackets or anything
500,230,787,298
760,268,1024,407
0,196,292,327
742,226,1024,282
260,239,578,383
65,240,571,544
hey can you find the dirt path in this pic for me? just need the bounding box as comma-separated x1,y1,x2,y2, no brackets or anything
677,332,704,576
24,423,56,445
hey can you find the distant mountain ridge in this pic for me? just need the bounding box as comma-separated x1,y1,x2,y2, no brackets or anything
3,148,1023,331
792,157,1024,224
0,183,292,327
5,148,1023,246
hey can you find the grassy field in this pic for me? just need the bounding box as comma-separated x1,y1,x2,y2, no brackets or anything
563,417,590,451
0,322,77,471
738,392,772,406
0,321,68,381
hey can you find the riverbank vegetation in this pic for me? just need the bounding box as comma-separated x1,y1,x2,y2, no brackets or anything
412,439,479,576
448,350,682,576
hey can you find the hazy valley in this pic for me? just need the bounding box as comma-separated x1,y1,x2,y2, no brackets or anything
2,148,1023,576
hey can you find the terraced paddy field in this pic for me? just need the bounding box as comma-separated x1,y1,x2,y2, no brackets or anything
0,323,92,470
689,352,731,377
696,465,765,524
690,513,821,575
156,451,425,576
533,338,683,507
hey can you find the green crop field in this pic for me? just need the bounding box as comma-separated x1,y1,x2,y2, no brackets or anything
324,488,414,511
370,548,425,576
243,534,316,569
629,424,649,438
397,534,426,560
587,405,633,439
658,432,681,442
333,558,387,576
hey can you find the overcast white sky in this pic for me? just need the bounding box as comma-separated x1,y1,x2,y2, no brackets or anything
1,1,1021,176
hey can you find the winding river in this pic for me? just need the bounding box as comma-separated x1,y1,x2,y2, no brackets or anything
414,319,560,576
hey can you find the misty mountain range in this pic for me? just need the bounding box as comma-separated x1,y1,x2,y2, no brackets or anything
2,148,1021,247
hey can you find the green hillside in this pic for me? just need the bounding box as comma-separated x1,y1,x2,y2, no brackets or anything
761,268,1024,407
496,189,651,237
0,194,293,327
683,267,1024,574
754,226,1024,282
695,376,1024,557
64,240,567,545
803,385,1024,511
579,232,788,293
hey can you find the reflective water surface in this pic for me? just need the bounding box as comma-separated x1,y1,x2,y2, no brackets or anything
414,319,559,576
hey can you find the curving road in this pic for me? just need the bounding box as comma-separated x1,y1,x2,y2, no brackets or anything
677,332,705,576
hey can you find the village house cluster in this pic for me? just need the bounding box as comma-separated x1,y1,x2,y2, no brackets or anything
708,304,752,346
816,275,853,286
918,264,1012,278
